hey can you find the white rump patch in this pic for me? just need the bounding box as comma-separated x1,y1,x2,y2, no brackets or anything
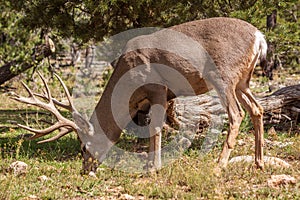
254,30,268,59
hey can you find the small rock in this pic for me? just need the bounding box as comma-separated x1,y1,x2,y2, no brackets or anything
120,194,135,200
264,157,291,168
265,139,294,148
229,155,253,164
88,171,97,178
229,156,291,168
237,139,246,146
267,174,297,188
277,142,294,148
27,195,39,200
96,167,105,172
178,137,192,149
38,175,49,182
9,161,28,176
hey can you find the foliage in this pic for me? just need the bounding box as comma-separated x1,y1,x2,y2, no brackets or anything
0,0,41,72
230,0,300,71
7,0,257,43
1,0,299,84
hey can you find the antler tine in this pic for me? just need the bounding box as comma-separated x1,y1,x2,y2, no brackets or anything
17,122,65,138
21,81,35,98
33,92,72,111
37,71,53,104
11,72,80,143
53,73,76,112
11,86,38,106
37,127,73,144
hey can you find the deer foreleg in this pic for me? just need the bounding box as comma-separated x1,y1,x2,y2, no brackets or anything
147,86,168,170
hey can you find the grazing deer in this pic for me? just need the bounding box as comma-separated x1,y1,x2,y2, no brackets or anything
13,17,267,173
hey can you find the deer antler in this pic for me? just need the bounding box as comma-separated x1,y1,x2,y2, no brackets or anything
11,72,78,143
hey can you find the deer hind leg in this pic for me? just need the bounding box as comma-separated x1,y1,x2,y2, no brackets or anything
217,87,245,168
147,85,168,170
236,86,264,169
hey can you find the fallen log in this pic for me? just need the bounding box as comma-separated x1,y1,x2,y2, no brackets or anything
168,84,300,132
150,84,298,153
259,84,300,125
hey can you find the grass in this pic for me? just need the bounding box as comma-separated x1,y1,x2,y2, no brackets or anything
0,74,300,199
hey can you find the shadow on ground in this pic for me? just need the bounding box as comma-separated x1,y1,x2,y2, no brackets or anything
0,109,80,162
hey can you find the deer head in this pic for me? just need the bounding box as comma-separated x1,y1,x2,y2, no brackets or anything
11,72,100,174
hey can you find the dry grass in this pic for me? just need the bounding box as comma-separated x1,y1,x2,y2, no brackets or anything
0,72,299,199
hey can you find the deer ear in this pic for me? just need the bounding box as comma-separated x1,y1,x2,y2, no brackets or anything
72,112,94,135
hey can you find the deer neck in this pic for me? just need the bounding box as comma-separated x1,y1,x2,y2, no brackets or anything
93,61,139,140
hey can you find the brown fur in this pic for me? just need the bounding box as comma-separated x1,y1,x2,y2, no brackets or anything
79,17,265,171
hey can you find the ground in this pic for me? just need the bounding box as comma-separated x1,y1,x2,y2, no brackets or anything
0,68,299,199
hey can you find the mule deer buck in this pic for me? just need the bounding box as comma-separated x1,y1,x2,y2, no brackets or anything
13,17,267,173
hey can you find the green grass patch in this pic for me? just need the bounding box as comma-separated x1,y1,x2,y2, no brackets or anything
1,74,299,199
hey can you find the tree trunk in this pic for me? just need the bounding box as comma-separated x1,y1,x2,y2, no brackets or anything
0,61,33,85
0,41,53,85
